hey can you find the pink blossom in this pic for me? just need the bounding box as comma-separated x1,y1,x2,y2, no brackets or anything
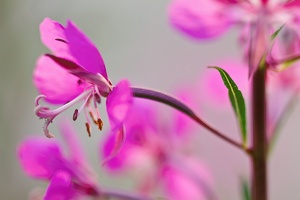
33,18,132,155
168,0,300,41
101,100,214,199
168,0,300,74
17,120,99,199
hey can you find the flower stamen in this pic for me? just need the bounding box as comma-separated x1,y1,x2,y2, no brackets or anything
34,88,93,137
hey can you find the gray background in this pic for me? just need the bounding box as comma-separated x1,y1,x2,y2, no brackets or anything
1,0,300,199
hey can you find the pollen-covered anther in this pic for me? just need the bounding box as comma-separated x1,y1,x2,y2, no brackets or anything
85,123,92,137
73,109,79,121
97,118,103,131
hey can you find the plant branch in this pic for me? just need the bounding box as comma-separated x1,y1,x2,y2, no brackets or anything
131,87,248,154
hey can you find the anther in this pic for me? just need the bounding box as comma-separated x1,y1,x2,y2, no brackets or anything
94,93,101,104
85,123,92,137
97,118,103,130
73,109,79,121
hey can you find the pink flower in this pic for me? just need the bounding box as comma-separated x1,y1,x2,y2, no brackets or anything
162,158,214,200
168,0,300,40
168,0,300,73
101,100,214,199
33,18,132,155
17,120,99,199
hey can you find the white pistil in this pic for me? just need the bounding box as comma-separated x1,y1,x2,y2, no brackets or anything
34,88,94,137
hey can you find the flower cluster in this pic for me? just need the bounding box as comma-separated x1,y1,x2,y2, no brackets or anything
17,0,300,198
18,120,99,199
19,17,213,199
101,99,214,200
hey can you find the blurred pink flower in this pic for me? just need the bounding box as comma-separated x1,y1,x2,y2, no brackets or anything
101,99,214,199
17,120,99,200
33,18,132,156
168,0,300,40
168,0,300,74
162,157,213,200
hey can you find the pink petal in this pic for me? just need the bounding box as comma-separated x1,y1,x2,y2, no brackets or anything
106,80,133,129
101,100,157,170
101,132,127,170
58,120,86,166
102,125,126,165
162,158,213,200
65,20,108,78
33,55,87,104
162,166,206,200
168,0,232,39
284,0,300,7
40,18,67,54
248,19,269,76
17,137,65,179
44,171,78,200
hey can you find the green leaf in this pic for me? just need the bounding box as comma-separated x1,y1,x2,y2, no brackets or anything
240,178,251,200
209,66,247,147
271,24,285,41
278,55,300,71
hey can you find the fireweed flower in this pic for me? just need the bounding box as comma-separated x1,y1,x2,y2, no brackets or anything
17,120,99,199
168,0,300,41
33,18,132,152
101,99,214,199
168,0,300,73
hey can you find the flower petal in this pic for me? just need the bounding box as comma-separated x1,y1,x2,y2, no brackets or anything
58,120,86,165
106,80,133,129
168,0,232,39
39,18,70,59
33,55,87,104
17,137,65,179
102,125,126,165
65,20,108,78
162,158,213,200
101,133,127,170
162,166,206,200
44,171,78,200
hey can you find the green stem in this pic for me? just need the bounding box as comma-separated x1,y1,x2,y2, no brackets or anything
251,67,267,200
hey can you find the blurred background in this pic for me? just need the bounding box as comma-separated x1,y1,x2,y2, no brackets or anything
1,0,300,199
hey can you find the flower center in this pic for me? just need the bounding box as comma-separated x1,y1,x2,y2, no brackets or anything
35,85,107,138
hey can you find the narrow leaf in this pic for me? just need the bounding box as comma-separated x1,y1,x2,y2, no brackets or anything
209,66,247,147
240,178,251,200
271,24,285,41
277,54,300,71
